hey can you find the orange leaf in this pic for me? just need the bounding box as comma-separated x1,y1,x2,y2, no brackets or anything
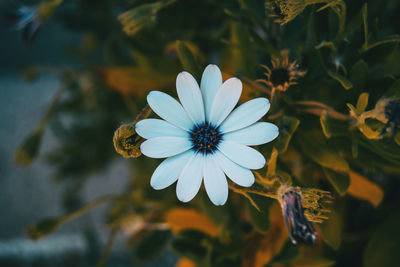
348,170,384,207
165,208,219,237
175,258,197,267
98,67,173,97
243,202,288,267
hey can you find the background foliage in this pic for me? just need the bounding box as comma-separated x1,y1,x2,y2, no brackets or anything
7,0,400,266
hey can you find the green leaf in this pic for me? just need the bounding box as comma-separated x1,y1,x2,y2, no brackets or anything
267,240,299,266
118,0,176,36
356,93,369,114
135,230,171,261
299,133,349,172
363,210,400,267
176,40,203,80
266,147,278,176
322,168,350,195
349,60,368,89
327,70,353,90
25,217,62,240
320,110,332,138
385,79,400,98
275,116,300,153
319,211,342,250
171,230,212,264
315,41,336,51
229,22,256,75
246,194,274,233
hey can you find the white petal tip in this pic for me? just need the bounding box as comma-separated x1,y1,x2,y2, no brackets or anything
251,157,266,170
177,71,190,79
212,199,227,206
150,182,163,190
177,195,192,203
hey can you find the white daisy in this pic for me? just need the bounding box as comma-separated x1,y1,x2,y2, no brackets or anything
136,64,279,206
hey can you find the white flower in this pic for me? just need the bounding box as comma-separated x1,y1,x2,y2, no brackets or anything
136,64,279,205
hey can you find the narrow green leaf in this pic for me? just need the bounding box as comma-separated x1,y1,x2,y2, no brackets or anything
276,116,300,153
300,132,349,172
322,168,350,195
349,60,368,89
171,230,212,264
267,240,299,266
327,70,353,90
118,0,176,36
135,230,171,261
319,211,342,250
246,194,274,233
315,41,336,51
320,110,332,138
176,40,202,80
363,210,400,267
266,147,278,176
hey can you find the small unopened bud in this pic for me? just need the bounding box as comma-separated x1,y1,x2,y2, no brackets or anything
113,124,143,158
278,185,317,245
14,128,44,166
113,104,152,158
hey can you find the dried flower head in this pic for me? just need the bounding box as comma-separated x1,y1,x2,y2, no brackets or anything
259,50,306,100
6,6,41,44
6,0,63,44
266,0,334,24
277,185,332,244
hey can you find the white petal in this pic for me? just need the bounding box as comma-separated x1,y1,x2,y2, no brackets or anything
220,98,270,133
136,119,189,139
176,72,205,125
150,151,193,190
215,151,255,187
209,78,242,127
140,137,192,158
200,64,223,120
147,91,193,131
203,155,229,205
224,122,279,146
176,153,204,202
218,141,266,169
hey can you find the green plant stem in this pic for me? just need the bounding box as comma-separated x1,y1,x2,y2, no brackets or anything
96,228,119,267
59,194,124,224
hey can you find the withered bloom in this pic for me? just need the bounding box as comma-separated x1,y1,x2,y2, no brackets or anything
6,6,41,44
380,100,400,140
259,50,306,101
278,186,317,245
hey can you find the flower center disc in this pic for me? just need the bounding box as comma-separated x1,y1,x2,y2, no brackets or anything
271,68,290,86
190,122,222,154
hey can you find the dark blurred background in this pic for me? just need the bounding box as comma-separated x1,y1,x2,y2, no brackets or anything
0,1,176,266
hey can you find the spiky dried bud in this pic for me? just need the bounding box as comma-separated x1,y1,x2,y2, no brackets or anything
277,185,332,244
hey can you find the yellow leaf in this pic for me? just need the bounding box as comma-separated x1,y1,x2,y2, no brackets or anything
348,170,384,207
243,203,288,267
175,258,197,267
98,67,173,96
356,93,369,114
165,208,219,237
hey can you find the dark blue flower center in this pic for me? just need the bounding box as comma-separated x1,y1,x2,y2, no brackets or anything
190,122,222,154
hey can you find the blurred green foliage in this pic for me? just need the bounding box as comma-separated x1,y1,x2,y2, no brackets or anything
13,0,400,266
